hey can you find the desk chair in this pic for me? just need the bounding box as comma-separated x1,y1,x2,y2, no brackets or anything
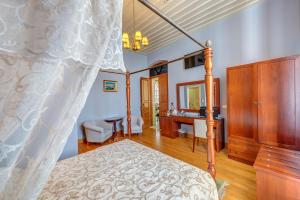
193,119,207,152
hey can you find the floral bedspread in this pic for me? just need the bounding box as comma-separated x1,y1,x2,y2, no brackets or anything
39,139,218,200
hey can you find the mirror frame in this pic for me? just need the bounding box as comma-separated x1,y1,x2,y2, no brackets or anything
176,78,220,113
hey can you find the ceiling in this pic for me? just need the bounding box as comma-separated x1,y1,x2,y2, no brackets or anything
122,0,259,54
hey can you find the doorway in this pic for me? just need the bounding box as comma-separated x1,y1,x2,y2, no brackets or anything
151,77,159,128
140,73,168,129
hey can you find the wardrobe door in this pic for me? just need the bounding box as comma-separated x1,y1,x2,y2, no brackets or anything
227,64,260,164
140,77,151,128
258,58,297,149
158,73,168,116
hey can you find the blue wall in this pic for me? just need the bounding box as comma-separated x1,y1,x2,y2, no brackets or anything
60,0,300,159
59,125,78,160
75,50,147,140
147,0,300,138
60,50,148,159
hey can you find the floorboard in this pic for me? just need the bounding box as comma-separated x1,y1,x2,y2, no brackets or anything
78,128,256,200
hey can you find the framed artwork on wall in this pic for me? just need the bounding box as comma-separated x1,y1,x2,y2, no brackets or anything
103,80,118,92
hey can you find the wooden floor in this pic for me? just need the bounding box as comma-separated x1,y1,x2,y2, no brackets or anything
79,128,256,200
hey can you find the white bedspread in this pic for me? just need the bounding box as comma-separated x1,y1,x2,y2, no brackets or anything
39,139,218,200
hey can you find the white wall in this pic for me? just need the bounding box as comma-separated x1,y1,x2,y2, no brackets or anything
147,0,300,137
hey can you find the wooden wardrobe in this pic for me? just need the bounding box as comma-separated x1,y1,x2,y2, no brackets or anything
227,55,300,164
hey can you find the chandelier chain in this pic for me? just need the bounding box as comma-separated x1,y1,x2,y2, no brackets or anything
122,0,149,51
133,0,135,34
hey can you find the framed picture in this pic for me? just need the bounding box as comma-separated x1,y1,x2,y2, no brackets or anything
103,80,118,92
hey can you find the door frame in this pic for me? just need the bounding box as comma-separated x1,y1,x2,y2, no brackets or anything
140,73,169,128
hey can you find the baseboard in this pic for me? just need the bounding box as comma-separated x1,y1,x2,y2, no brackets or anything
79,130,123,144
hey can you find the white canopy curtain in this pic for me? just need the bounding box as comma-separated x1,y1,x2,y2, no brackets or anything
0,0,125,199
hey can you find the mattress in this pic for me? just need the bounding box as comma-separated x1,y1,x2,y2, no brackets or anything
39,139,218,200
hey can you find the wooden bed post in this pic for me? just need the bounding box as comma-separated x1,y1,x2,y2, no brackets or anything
204,40,216,179
126,72,132,139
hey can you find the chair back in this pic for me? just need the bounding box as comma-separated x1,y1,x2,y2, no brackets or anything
194,119,207,138
131,116,139,123
122,116,143,126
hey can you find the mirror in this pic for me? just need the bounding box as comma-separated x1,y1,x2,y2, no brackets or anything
179,84,206,110
176,78,220,112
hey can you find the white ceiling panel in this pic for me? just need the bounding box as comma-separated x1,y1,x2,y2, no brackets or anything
122,0,259,54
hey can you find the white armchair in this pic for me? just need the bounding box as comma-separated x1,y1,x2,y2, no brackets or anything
122,116,144,135
83,120,113,144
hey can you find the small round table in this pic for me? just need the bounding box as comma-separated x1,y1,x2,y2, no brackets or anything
104,116,123,140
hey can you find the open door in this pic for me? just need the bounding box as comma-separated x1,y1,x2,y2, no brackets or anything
140,77,151,128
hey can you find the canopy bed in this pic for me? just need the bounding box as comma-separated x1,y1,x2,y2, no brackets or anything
101,0,218,180
0,0,218,199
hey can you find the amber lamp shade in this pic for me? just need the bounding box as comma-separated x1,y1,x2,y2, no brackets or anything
134,31,142,42
122,33,129,42
142,37,149,46
123,41,131,49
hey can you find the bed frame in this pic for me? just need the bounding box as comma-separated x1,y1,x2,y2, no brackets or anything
100,0,216,179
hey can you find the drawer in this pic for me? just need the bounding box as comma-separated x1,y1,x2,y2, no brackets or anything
228,136,260,164
254,145,300,200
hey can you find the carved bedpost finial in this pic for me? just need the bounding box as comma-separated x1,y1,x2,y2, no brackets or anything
205,40,212,48
206,40,212,48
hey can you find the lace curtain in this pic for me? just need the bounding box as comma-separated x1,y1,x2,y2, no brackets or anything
0,0,125,199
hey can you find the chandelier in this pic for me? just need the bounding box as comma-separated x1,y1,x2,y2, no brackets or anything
122,0,149,51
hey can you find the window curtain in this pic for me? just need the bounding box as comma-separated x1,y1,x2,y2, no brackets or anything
0,0,125,199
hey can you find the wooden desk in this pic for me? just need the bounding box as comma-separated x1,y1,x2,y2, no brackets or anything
254,145,300,200
159,115,225,152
